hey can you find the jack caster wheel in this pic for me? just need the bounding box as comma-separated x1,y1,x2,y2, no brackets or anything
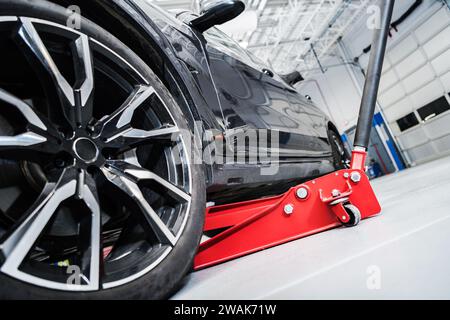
343,204,361,227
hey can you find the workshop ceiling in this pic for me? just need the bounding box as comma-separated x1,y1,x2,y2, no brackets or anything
151,0,374,75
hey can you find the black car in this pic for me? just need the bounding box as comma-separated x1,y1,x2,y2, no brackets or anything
0,0,348,299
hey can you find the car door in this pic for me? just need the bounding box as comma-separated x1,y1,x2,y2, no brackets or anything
285,88,331,154
201,27,327,162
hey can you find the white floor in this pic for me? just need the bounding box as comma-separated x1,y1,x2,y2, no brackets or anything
173,156,450,300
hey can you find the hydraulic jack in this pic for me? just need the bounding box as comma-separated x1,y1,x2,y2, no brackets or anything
194,0,395,270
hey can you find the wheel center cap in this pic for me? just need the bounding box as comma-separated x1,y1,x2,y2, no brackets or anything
73,137,99,163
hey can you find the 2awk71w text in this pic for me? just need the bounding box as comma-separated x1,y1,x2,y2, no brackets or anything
174,304,277,317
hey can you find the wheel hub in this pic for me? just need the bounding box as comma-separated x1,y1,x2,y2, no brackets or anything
73,137,99,164
56,128,106,169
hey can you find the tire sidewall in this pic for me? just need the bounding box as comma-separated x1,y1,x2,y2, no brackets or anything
328,129,348,170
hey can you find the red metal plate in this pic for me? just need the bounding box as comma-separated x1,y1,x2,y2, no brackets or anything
194,168,381,270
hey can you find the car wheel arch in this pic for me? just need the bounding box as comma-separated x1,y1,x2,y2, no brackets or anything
327,122,342,140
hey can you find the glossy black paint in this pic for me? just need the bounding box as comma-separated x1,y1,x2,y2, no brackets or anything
190,0,245,33
49,0,338,203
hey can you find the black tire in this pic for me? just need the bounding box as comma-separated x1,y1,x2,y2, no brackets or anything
342,204,361,227
0,0,205,299
328,129,350,170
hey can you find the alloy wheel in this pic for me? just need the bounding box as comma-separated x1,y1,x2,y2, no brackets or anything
0,17,192,291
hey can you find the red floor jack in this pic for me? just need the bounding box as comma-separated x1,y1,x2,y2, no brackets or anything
194,0,395,270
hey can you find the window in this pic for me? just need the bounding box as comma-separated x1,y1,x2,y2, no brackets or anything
204,27,281,82
417,96,450,122
397,112,419,132
204,27,250,62
204,27,270,72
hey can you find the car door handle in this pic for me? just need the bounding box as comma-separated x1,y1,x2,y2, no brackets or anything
262,68,274,77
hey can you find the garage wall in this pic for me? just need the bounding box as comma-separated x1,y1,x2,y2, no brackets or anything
362,5,450,165
299,0,450,166
298,58,363,131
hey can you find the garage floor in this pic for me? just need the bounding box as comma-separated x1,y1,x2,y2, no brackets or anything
173,156,450,300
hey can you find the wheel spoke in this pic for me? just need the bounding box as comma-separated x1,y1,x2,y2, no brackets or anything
16,18,94,127
0,88,59,159
108,125,180,147
95,85,179,148
73,35,94,111
72,35,95,126
17,18,74,106
101,163,177,246
107,160,191,202
0,132,47,147
0,169,102,290
77,171,102,289
0,88,47,131
96,85,155,134
0,129,58,161
0,170,77,279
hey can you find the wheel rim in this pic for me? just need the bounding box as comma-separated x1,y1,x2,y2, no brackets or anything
0,17,192,291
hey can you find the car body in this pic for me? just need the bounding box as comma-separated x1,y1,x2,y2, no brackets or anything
0,0,346,299
48,0,340,204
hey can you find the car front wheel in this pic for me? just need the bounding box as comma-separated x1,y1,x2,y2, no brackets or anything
0,0,205,299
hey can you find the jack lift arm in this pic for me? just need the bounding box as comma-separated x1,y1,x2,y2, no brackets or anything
194,0,396,270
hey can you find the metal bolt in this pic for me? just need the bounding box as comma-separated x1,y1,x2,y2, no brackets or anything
350,171,361,183
296,187,309,199
284,204,294,215
342,215,347,221
331,189,341,197
343,172,350,178
87,125,95,135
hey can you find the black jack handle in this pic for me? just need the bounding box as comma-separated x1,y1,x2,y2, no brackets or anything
354,0,395,149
